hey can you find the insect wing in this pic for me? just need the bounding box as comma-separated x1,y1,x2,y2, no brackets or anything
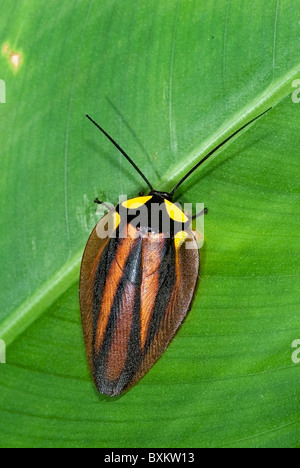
131,229,199,390
80,213,199,396
80,210,119,375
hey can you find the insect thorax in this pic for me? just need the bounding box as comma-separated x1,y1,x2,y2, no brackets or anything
117,193,190,236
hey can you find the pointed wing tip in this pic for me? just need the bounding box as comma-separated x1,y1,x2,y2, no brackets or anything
96,384,127,398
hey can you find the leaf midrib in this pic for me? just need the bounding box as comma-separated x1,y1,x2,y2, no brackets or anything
1,65,299,346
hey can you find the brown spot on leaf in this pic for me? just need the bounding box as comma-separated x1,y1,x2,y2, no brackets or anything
2,44,9,55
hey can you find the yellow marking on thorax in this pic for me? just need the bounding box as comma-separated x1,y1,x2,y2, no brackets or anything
164,199,188,223
174,230,188,249
122,196,152,210
113,212,121,229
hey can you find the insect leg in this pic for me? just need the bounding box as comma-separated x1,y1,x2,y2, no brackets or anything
192,207,208,219
94,198,112,211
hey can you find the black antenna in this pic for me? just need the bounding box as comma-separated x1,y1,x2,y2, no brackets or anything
86,114,154,192
170,108,272,197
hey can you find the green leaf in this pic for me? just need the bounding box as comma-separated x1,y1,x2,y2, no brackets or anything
0,0,299,448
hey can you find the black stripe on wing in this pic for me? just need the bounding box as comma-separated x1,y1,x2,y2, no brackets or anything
93,237,144,395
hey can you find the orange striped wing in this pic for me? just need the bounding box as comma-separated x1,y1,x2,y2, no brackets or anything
80,213,199,396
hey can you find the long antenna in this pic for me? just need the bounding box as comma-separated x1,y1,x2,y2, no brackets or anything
86,114,154,192
170,108,272,197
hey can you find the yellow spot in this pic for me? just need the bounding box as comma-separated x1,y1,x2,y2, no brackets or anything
96,210,121,239
165,199,188,223
113,212,121,230
174,230,188,249
122,196,152,210
10,52,22,69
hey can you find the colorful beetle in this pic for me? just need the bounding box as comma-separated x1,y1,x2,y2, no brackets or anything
80,110,270,396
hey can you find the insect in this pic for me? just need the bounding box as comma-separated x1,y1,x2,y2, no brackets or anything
80,109,271,396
